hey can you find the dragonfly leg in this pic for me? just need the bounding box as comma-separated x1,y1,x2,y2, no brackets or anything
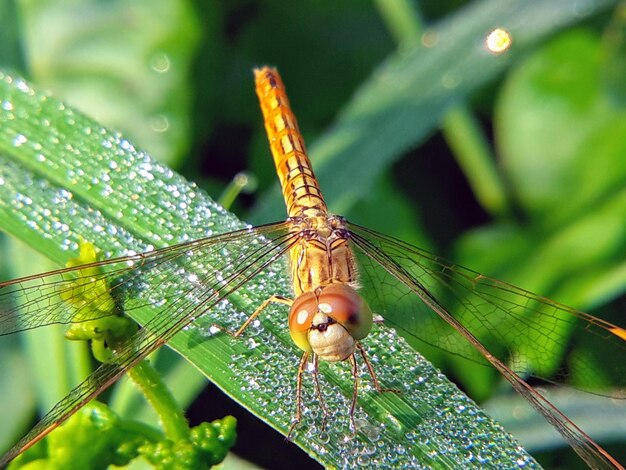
287,351,310,440
212,294,292,337
311,354,329,431
348,353,359,436
356,342,401,394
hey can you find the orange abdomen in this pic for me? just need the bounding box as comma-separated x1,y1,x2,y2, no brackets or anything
254,67,328,218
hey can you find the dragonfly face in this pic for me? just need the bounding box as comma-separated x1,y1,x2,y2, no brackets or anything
288,284,373,362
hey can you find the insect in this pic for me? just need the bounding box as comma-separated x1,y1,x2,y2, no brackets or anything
1,67,625,468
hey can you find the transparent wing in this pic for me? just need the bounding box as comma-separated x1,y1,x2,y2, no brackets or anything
0,223,290,334
0,221,296,465
348,223,626,392
347,222,626,469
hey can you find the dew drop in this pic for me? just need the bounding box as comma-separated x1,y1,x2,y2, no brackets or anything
150,114,170,133
485,28,512,54
441,72,461,89
13,134,27,146
150,52,171,73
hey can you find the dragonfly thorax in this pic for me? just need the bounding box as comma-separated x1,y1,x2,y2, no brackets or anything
288,215,358,296
288,284,373,362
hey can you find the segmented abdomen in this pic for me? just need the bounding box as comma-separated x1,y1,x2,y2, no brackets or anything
254,67,328,218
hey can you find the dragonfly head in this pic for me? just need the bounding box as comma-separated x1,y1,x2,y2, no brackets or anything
288,284,373,362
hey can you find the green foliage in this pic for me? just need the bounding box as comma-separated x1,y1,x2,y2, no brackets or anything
455,28,626,399
9,402,145,469
140,417,237,469
1,0,625,468
496,30,626,223
8,403,236,470
62,241,136,363
0,69,539,468
16,0,200,166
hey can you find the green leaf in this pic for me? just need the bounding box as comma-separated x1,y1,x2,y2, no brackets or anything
251,0,618,223
485,389,626,452
18,0,200,166
497,29,626,222
0,74,538,467
10,402,145,469
0,338,33,453
453,25,626,415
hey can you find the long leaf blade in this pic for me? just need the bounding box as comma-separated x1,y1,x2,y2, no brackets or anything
0,73,538,467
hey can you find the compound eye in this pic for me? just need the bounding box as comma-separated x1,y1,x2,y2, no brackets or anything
288,291,317,352
317,284,372,341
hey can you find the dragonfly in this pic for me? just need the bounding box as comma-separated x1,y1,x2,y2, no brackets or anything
1,67,625,468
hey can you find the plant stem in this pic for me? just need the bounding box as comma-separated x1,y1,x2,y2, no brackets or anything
125,359,191,442
374,0,509,216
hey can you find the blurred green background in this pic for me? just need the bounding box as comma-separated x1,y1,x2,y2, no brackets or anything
1,0,625,468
